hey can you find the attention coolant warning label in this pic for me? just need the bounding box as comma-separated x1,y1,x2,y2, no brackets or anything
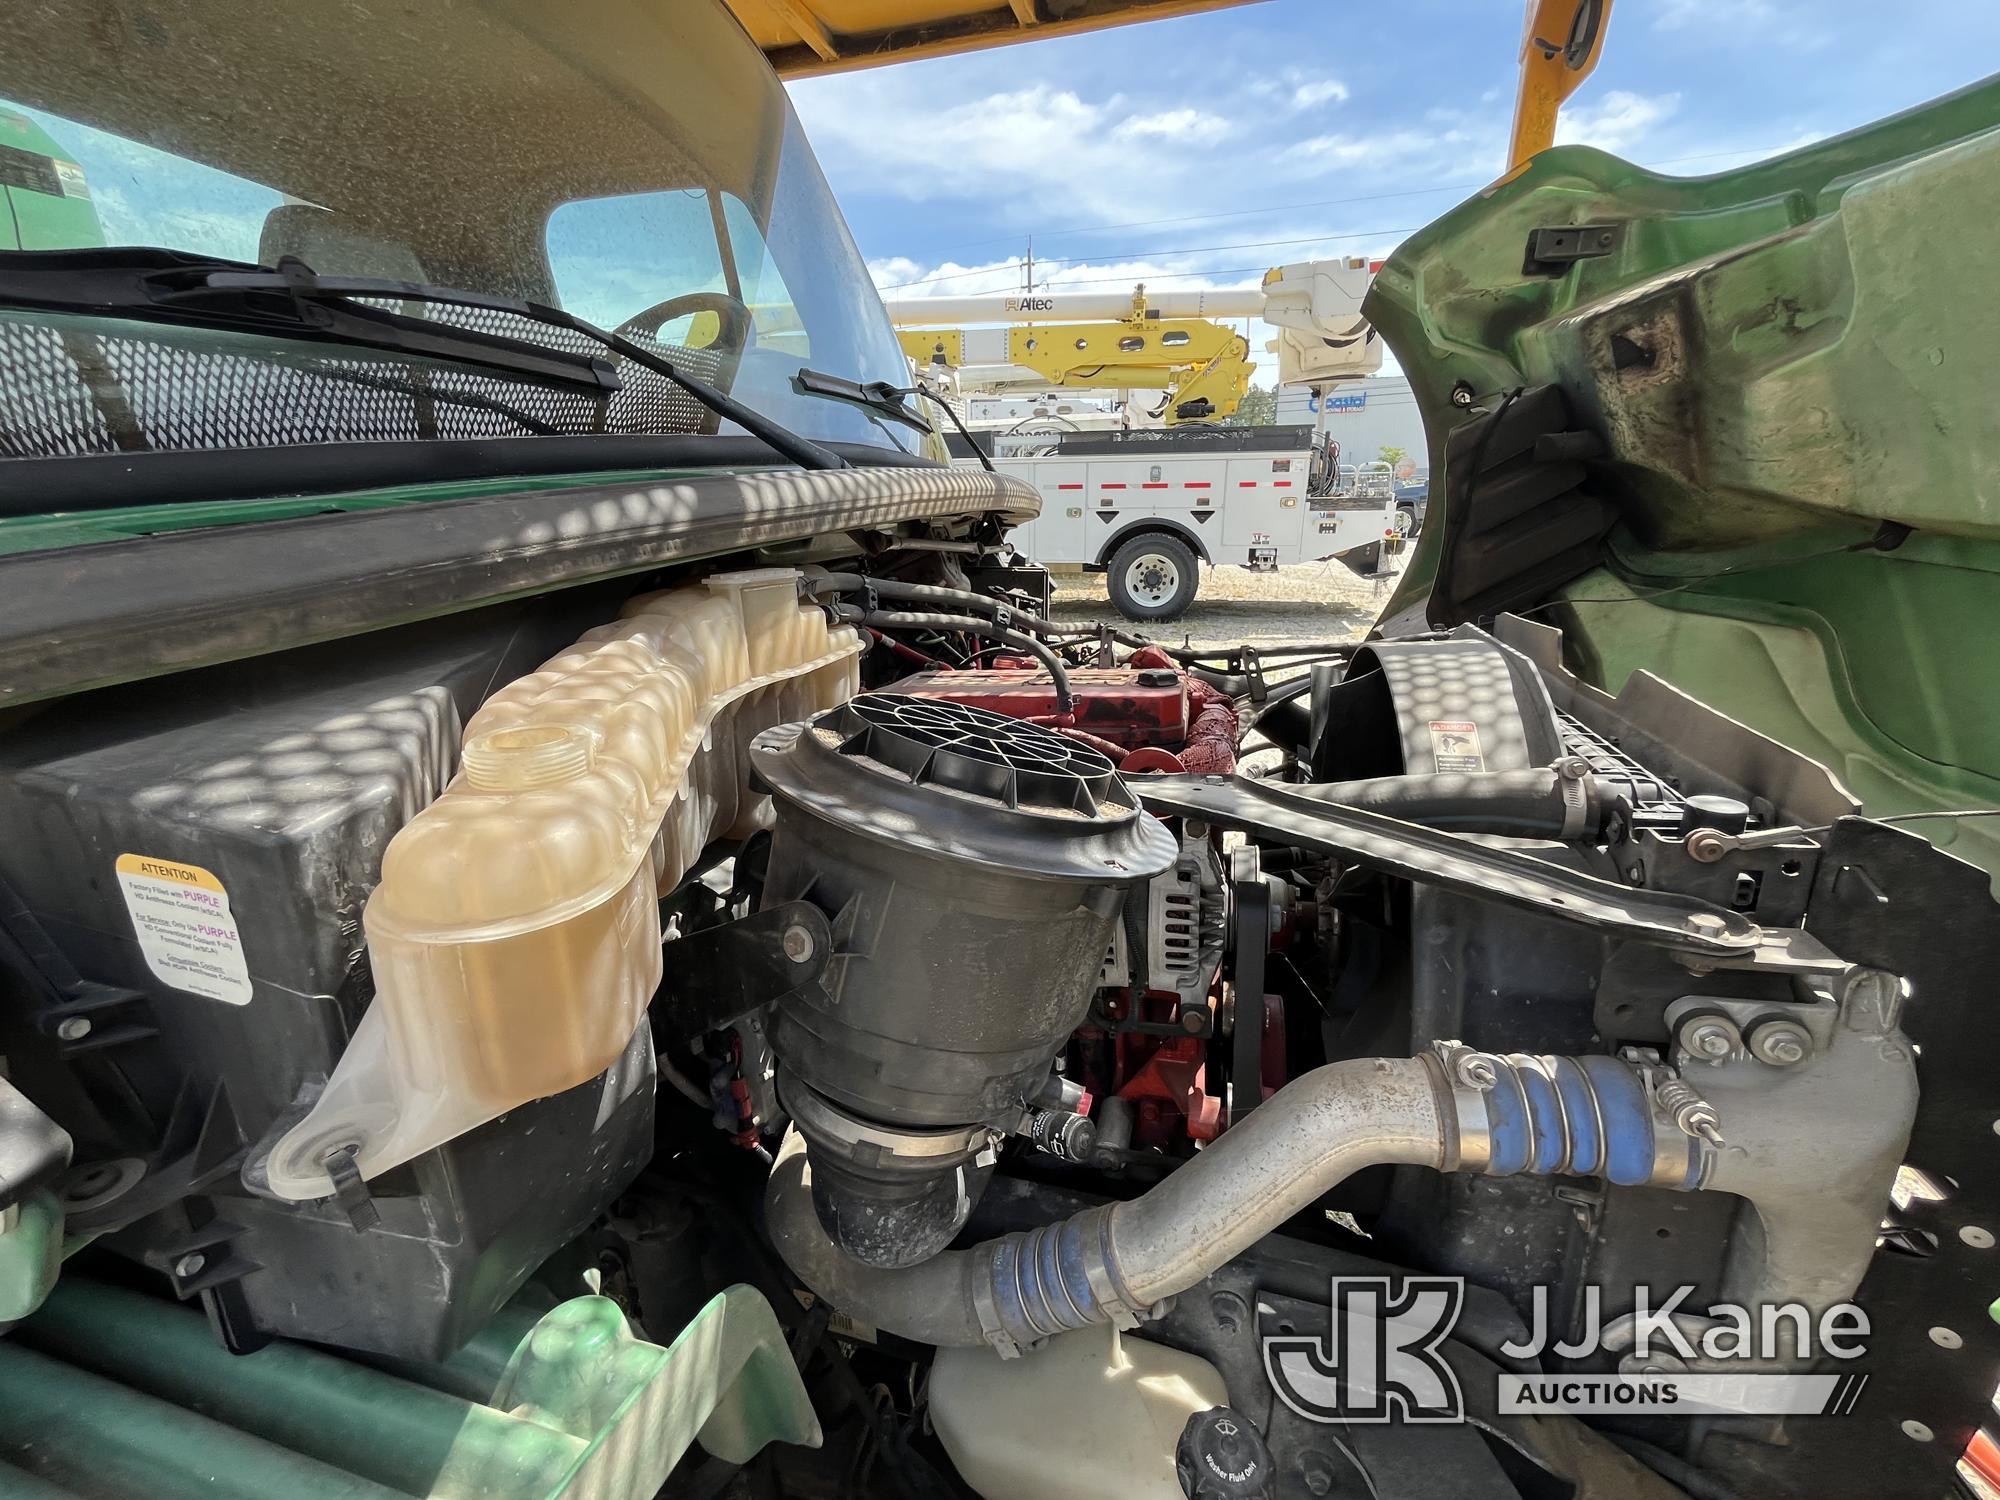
1427,720,1486,773
114,854,252,1004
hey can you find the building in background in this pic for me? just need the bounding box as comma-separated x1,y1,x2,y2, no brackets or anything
1275,375,1430,474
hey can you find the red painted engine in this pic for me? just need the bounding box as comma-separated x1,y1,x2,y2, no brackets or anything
884,665,1189,746
883,649,1239,778
881,651,1263,1155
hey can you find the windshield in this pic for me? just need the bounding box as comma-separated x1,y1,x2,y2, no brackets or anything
0,0,919,467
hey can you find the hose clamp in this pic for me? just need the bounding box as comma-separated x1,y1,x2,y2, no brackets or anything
779,1078,993,1168
972,1203,1149,1359
1424,1041,1493,1174
1553,757,1593,840
1428,1044,1706,1189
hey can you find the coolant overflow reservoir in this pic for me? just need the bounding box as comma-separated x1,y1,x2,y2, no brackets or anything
460,723,595,789
264,569,861,1200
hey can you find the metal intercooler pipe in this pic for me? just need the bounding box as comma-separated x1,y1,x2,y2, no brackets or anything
767,1048,1706,1356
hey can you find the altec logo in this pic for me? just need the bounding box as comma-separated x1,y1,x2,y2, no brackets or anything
1263,1279,1873,1423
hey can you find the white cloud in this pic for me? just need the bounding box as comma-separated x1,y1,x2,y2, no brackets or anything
1554,90,1683,152
1294,123,1484,175
1291,78,1351,109
1114,108,1231,140
794,63,1372,226
793,77,1269,221
793,81,1132,215
1249,71,1351,111
872,255,1033,298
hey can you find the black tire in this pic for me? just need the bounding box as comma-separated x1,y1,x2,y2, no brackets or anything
1106,532,1200,622
1394,503,1418,539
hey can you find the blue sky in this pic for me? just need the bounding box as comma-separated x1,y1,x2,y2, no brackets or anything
789,0,2000,378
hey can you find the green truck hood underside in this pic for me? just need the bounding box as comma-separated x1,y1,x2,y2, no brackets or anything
1371,72,2000,883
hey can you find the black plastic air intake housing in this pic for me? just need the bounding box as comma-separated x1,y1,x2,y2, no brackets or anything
1305,626,1565,782
751,694,1176,1266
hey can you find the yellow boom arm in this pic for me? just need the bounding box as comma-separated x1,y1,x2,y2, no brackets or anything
1507,0,1615,170
896,292,1253,424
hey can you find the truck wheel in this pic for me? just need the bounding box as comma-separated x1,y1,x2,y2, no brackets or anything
1107,534,1199,621
1393,504,1417,539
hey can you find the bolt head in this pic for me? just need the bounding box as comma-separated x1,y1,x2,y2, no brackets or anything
1685,829,1729,863
1685,911,1729,934
781,924,815,963
1683,1020,1736,1059
173,1253,206,1280
1451,1051,1499,1090
1688,1032,1736,1064
1748,1020,1811,1066
56,1016,92,1041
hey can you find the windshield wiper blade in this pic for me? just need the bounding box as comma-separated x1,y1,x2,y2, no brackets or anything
794,367,994,472
794,369,931,432
0,248,618,395
0,248,848,471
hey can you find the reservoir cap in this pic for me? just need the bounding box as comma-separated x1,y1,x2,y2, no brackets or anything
1177,1407,1275,1498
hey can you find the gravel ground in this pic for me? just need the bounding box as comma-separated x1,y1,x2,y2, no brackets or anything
1046,555,1407,656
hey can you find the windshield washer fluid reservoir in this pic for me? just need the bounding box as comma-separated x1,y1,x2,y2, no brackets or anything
929,1324,1229,1500
266,569,859,1199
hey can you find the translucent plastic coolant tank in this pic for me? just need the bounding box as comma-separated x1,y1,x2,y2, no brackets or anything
929,1325,1229,1500
265,569,860,1199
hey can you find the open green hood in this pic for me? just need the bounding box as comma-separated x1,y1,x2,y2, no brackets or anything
1369,73,2000,885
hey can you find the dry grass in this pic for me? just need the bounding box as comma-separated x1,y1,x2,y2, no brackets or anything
1046,557,1405,655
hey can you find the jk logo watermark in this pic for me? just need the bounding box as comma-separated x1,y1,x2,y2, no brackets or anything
1264,1277,1467,1423
1264,1278,1872,1423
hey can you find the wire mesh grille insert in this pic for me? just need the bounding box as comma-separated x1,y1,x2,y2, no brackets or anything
826,693,1120,817
0,313,724,459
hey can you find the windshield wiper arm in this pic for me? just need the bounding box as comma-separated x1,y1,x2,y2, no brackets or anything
0,248,617,393
794,367,994,472
0,249,848,471
794,369,931,432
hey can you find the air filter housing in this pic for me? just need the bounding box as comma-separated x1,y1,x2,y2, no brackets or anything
751,694,1176,1266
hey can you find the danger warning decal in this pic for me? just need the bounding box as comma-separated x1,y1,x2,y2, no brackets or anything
115,854,252,1004
1427,720,1485,773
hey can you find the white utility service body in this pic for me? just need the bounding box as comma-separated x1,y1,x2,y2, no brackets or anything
958,429,1399,616
999,444,1394,567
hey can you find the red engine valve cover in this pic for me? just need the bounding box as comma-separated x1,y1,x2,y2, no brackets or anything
884,667,1190,748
